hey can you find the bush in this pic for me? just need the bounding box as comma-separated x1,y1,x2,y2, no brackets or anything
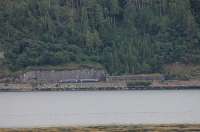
127,81,152,87
162,63,200,80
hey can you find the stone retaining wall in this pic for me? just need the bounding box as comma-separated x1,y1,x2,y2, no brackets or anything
107,74,165,82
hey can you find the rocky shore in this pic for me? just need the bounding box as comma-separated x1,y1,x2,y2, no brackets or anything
1,80,200,92
1,124,200,132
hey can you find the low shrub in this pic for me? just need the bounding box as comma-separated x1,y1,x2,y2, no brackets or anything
127,81,152,87
163,63,200,80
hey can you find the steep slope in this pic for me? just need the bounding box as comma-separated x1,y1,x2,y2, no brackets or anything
0,0,200,74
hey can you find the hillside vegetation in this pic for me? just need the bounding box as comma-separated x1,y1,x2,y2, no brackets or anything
1,0,200,75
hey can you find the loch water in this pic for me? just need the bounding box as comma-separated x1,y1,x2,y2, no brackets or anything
0,90,200,127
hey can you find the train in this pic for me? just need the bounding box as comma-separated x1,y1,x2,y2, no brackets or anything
58,79,100,83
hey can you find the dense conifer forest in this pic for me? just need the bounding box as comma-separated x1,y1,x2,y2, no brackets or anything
1,0,200,75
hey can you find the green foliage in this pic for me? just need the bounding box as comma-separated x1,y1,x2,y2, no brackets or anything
0,0,200,74
163,64,200,80
127,81,152,87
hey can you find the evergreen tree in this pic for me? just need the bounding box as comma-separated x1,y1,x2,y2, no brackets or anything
0,0,200,74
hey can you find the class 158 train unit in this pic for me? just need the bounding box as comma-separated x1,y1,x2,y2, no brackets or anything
59,79,100,83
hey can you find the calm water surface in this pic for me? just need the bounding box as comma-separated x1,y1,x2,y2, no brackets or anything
0,90,200,127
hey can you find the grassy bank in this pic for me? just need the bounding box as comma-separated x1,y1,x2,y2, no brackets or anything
1,124,200,132
163,64,200,80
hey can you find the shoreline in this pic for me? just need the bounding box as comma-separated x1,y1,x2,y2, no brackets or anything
1,85,200,92
1,80,200,92
1,124,200,132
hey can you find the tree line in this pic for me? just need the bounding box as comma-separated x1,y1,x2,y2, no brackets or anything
0,0,200,75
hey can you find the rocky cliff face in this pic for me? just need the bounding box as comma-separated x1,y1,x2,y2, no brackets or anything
19,69,106,83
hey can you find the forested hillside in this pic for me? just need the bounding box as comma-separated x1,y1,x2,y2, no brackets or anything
0,0,200,75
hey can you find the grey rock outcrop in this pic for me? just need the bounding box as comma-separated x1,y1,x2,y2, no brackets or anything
20,69,106,83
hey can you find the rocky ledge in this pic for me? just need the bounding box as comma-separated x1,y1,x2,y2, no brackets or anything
1,80,200,92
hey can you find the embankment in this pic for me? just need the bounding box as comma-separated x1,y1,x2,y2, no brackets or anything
1,124,200,132
1,80,200,92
